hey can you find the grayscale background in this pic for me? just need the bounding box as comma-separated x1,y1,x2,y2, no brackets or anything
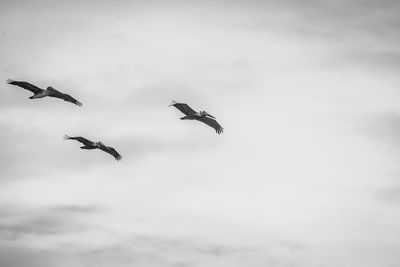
0,0,399,266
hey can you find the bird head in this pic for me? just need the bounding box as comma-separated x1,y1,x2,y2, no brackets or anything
200,111,215,119
96,141,104,147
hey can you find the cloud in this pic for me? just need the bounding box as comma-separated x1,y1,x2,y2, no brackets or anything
376,184,400,204
1,1,400,267
51,205,101,214
361,111,400,152
0,215,83,240
0,244,59,267
327,49,400,72
0,227,307,267
0,120,97,183
60,234,304,267
0,204,100,241
236,0,400,73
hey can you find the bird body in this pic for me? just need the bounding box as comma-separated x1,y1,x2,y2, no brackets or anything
180,111,216,120
169,100,224,134
80,143,98,149
7,79,82,106
180,112,201,120
29,90,49,99
64,135,122,161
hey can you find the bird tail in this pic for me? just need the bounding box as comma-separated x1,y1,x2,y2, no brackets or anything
169,100,178,107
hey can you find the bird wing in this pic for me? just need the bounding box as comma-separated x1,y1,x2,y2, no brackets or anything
169,101,197,115
98,144,122,161
48,89,82,106
7,79,43,94
196,116,224,134
64,135,93,145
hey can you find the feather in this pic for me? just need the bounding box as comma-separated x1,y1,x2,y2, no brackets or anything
196,116,224,134
7,80,82,106
48,88,82,106
98,143,122,161
7,79,43,94
64,135,122,161
64,135,93,146
169,101,197,115
170,100,224,134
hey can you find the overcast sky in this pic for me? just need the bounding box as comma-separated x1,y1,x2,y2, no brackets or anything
1,0,400,266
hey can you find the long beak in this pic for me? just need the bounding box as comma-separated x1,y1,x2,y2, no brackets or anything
207,114,216,119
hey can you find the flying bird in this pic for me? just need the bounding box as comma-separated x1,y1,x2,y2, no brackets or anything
7,79,82,106
64,135,122,161
169,100,224,134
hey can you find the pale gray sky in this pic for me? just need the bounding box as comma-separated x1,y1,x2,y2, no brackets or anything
1,0,400,266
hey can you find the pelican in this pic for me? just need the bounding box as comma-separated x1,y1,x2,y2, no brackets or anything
64,135,122,161
7,79,82,106
169,100,224,134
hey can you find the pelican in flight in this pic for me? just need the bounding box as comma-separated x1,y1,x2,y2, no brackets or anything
64,135,122,161
7,79,82,106
169,100,224,134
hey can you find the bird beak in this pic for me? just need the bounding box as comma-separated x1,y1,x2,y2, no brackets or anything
206,113,216,119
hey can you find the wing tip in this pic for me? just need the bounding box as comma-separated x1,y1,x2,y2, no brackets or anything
63,135,71,140
169,100,178,107
76,101,83,107
6,79,14,84
216,127,224,135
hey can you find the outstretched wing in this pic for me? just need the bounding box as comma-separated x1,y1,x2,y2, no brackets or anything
98,144,122,161
48,89,82,106
7,79,43,94
64,135,93,145
169,100,196,115
196,116,224,134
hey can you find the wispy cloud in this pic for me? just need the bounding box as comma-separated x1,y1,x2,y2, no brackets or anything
0,204,100,241
0,232,306,267
1,1,400,267
361,111,400,152
376,183,400,204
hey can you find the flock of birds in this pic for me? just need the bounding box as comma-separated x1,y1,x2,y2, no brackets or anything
6,79,224,161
